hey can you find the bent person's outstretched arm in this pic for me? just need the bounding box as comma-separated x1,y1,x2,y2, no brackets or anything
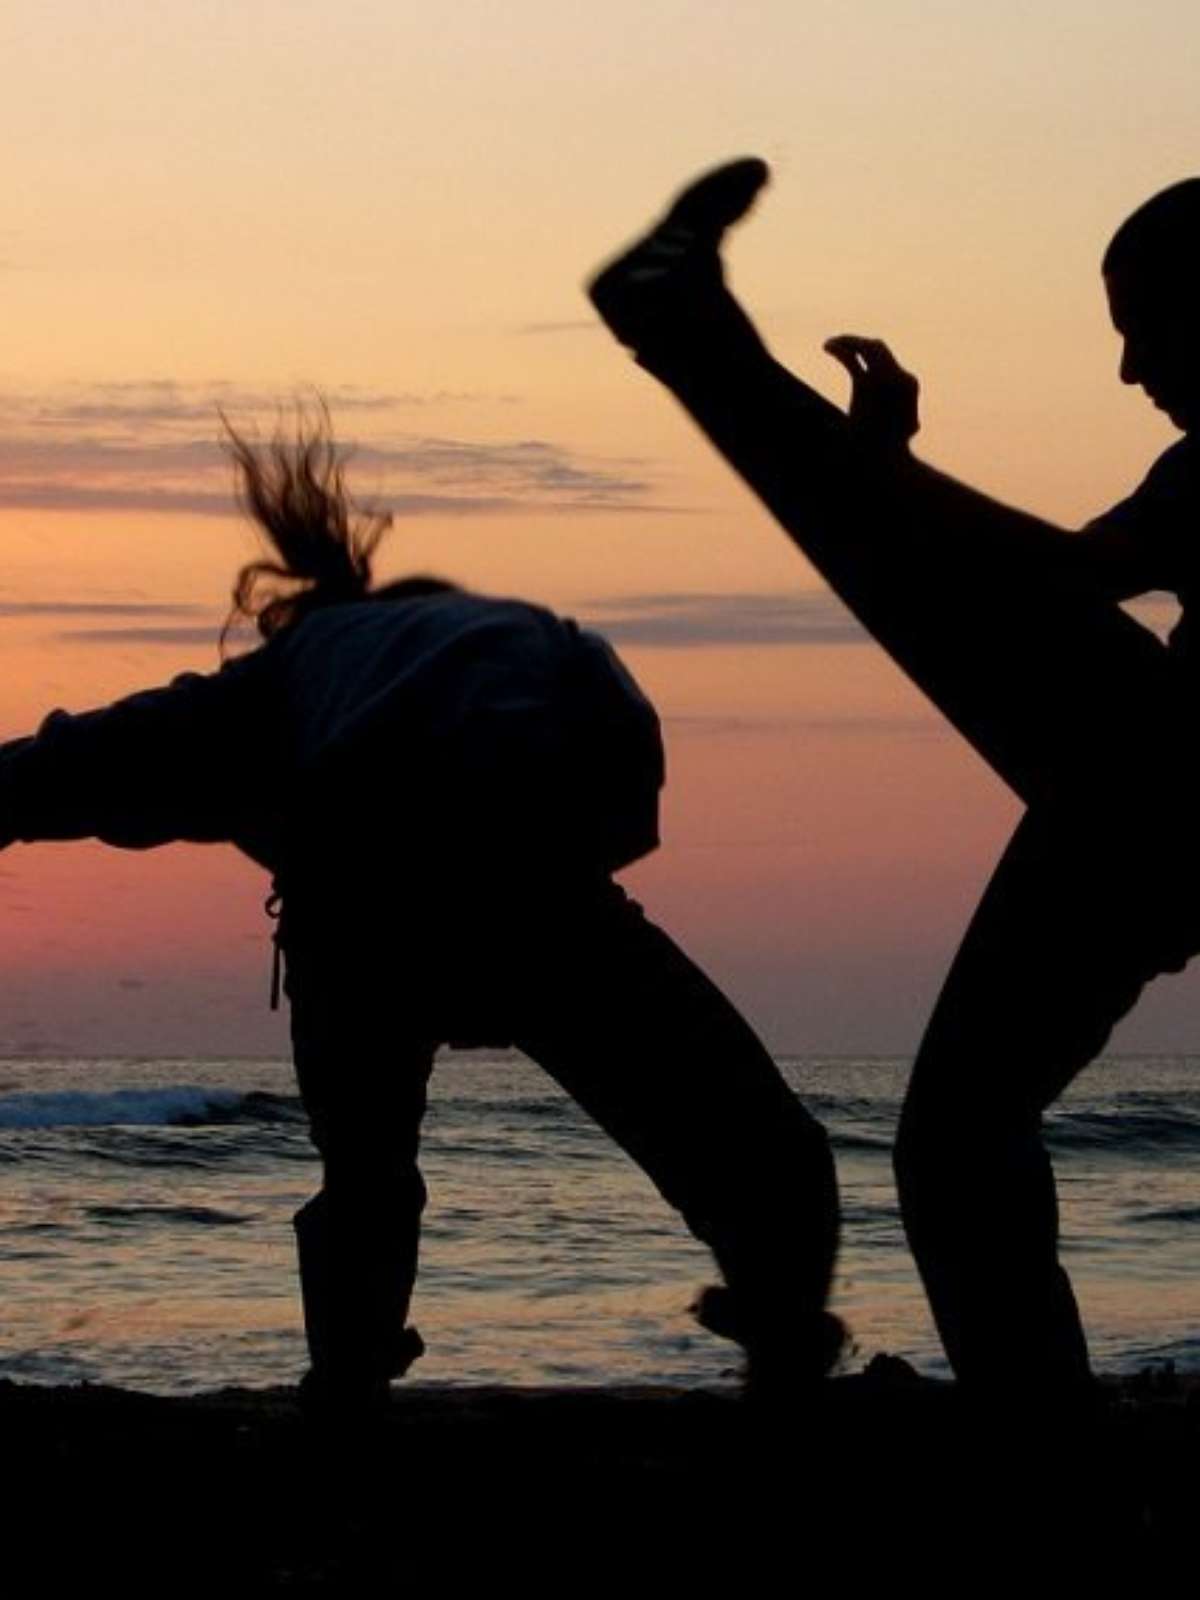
0,650,272,855
588,161,1177,808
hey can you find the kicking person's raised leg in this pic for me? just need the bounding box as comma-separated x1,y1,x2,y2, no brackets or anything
894,801,1200,1390
588,162,1178,809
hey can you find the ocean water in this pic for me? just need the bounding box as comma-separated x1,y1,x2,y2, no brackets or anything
0,1053,1195,1395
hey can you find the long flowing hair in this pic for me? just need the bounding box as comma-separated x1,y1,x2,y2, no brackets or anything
221,402,451,652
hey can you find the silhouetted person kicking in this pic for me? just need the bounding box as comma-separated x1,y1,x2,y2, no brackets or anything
0,411,842,1409
590,163,1200,1398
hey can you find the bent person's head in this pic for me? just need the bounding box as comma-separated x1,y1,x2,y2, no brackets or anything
222,402,389,645
1104,179,1200,433
221,402,454,651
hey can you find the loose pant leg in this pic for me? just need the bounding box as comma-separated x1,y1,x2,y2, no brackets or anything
894,807,1197,1388
505,884,839,1362
285,918,435,1388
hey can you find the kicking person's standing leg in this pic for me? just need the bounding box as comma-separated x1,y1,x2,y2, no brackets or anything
895,801,1200,1389
504,878,843,1384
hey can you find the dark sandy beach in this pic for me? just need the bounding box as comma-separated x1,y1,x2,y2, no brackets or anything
0,1369,1194,1590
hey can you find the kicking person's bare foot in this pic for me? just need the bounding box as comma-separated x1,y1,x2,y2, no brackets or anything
587,158,770,356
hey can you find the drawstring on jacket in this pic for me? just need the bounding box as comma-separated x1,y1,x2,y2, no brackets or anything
265,886,284,1011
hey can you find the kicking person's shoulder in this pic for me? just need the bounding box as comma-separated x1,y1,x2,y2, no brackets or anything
1086,435,1200,538
1123,436,1200,524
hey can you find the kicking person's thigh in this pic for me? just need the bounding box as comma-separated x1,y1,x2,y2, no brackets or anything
906,803,1200,1129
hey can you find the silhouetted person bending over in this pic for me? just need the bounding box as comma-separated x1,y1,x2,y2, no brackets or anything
590,163,1200,1398
0,412,842,1409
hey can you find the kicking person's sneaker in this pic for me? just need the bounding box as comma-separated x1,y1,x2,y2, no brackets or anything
587,158,770,355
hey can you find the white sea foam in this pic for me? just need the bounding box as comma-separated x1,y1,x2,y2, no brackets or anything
0,1085,245,1129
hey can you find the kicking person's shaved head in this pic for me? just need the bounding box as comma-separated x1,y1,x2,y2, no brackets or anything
1104,179,1200,433
1104,178,1200,279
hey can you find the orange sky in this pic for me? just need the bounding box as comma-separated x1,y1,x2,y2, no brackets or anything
2,1,1200,1053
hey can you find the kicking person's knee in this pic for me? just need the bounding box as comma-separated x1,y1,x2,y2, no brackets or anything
893,1096,984,1218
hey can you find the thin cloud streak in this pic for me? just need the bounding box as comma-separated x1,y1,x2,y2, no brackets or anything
585,591,870,648
27,590,875,656
57,626,224,647
14,380,516,431
0,600,205,619
0,485,236,518
0,381,657,517
0,482,522,518
0,481,667,519
0,599,220,648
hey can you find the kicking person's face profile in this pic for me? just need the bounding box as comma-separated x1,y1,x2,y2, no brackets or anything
1105,261,1200,434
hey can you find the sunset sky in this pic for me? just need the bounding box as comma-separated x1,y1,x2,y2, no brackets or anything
2,0,1199,1054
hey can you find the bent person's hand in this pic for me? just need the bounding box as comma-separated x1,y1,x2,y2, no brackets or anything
823,334,920,452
